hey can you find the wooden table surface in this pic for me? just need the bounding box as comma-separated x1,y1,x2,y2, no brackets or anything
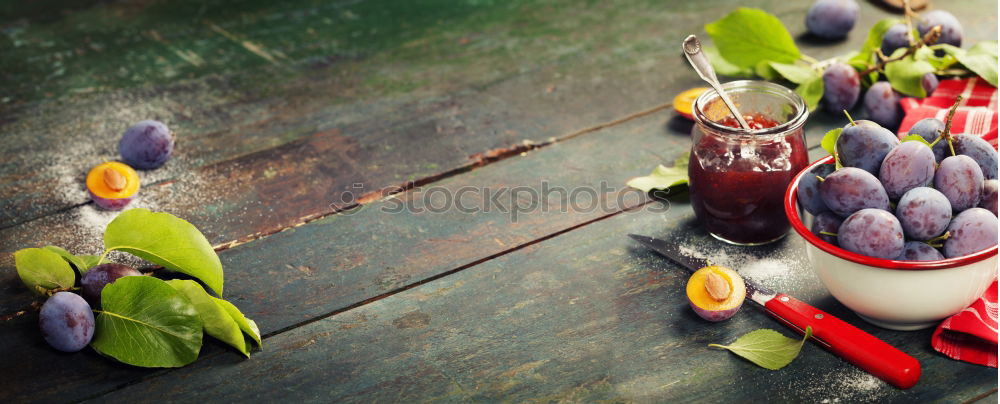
1,0,997,402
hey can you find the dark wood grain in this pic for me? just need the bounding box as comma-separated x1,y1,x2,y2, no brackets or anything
91,203,998,403
0,109,683,403
4,0,994,231
0,0,997,402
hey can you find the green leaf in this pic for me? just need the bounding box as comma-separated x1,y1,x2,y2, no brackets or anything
769,62,817,85
916,46,959,71
42,246,101,275
104,209,224,296
795,75,824,112
852,18,900,65
214,297,262,348
885,55,935,97
901,134,932,147
709,327,813,370
91,276,203,368
705,8,800,68
14,248,75,295
956,41,998,87
167,280,249,357
626,162,688,193
821,128,842,156
755,61,780,81
704,46,752,77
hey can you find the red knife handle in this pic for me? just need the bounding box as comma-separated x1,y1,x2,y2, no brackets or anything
764,293,921,389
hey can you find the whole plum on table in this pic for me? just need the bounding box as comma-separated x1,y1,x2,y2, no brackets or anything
943,208,998,258
879,141,936,200
39,292,95,352
895,187,952,241
819,167,890,217
838,208,905,259
836,120,899,175
81,263,143,306
934,155,984,212
822,63,860,114
119,120,174,170
805,0,859,39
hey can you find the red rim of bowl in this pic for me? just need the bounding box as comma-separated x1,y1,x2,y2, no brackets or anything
784,155,998,270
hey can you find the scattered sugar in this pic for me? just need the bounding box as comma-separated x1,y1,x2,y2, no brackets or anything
675,242,811,293
794,368,888,403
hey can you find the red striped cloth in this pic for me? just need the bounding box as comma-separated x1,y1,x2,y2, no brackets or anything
900,77,999,368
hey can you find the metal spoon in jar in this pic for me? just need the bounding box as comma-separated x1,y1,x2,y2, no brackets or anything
681,35,750,130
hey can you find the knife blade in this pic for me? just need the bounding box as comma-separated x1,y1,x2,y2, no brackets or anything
628,234,921,389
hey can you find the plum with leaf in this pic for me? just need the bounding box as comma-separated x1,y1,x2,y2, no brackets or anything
805,0,859,39
81,263,143,306
907,118,948,162
39,292,95,352
880,23,911,57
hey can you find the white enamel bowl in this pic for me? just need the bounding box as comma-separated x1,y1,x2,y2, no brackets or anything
785,156,998,331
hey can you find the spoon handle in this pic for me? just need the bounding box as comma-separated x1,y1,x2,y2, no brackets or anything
682,36,750,130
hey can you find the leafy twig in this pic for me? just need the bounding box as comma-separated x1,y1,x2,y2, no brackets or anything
860,25,941,75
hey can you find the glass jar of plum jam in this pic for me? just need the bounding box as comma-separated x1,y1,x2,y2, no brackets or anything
689,81,809,245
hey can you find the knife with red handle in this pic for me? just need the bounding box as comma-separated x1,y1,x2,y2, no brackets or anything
629,234,921,389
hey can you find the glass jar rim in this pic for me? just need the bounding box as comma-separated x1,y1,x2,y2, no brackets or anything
692,80,808,138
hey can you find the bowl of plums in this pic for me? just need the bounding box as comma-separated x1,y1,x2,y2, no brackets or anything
785,115,998,331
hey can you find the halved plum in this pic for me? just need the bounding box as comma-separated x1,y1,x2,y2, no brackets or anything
686,266,746,322
86,162,140,210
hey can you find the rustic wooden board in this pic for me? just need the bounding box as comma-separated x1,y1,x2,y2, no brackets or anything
0,0,997,402
91,205,998,403
4,0,994,231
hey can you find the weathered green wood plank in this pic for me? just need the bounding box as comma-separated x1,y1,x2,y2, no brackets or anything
0,108,680,403
91,203,998,403
3,0,994,231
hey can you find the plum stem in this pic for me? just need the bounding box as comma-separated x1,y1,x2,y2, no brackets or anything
815,175,825,183
925,231,951,248
819,231,838,237
843,110,856,126
860,25,941,76
941,96,963,156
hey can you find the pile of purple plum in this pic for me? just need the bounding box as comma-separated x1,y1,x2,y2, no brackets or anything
797,116,998,261
39,264,141,352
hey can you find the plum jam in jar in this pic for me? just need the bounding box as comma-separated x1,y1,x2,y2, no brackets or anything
689,81,809,245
